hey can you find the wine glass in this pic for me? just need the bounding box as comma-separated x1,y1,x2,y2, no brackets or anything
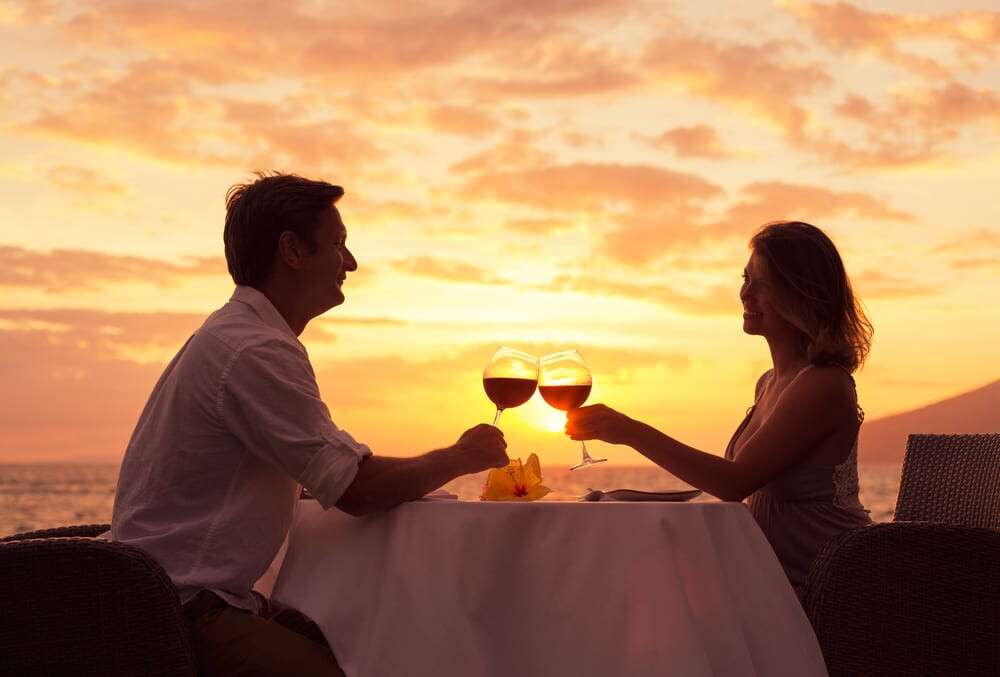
539,349,607,470
483,346,539,426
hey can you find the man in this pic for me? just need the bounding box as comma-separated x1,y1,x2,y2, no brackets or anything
110,173,508,675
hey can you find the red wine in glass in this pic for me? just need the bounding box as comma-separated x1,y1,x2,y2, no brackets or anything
484,377,538,410
482,347,539,426
538,350,606,470
538,384,592,411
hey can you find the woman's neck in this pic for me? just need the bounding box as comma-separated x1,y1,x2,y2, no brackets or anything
765,333,810,383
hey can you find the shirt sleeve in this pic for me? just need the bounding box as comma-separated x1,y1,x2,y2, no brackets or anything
220,337,372,509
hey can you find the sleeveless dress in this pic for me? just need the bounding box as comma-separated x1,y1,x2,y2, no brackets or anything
724,366,872,599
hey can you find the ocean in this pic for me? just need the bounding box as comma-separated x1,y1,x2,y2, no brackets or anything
0,462,903,537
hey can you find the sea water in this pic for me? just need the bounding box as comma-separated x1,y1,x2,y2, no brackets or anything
0,462,902,537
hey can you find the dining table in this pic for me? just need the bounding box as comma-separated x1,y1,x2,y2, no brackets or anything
267,497,828,676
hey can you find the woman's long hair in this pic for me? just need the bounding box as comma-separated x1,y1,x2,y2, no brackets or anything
750,221,873,372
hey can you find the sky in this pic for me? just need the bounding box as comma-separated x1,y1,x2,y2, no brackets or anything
1,0,998,465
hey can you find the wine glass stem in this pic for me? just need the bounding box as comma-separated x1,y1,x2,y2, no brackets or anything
580,440,593,462
492,408,503,426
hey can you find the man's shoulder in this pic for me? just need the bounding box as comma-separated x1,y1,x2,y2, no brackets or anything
198,301,302,357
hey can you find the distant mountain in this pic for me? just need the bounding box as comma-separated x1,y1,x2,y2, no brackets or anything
860,379,1000,461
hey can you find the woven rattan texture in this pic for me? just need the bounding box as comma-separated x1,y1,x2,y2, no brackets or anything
0,523,110,542
894,433,1000,528
803,522,1000,676
0,536,198,676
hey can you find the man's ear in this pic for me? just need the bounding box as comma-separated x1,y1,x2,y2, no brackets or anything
276,230,306,270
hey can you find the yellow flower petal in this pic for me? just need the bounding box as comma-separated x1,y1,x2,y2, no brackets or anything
522,484,551,501
524,453,542,481
480,465,518,500
479,456,550,501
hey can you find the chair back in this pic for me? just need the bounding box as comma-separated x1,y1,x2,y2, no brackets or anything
0,535,198,676
893,433,1000,529
804,522,1000,676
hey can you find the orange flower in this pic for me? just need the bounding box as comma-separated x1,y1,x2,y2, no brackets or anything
480,453,551,501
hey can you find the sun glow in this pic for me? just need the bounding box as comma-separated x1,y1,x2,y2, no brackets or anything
543,409,568,433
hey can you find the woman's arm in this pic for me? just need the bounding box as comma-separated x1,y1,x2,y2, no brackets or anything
566,367,857,501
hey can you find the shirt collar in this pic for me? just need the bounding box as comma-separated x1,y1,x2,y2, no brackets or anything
230,286,298,339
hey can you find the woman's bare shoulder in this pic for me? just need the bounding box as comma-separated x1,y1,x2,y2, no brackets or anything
754,369,774,401
791,365,857,413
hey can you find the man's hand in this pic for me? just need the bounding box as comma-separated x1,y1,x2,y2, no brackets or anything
453,424,509,473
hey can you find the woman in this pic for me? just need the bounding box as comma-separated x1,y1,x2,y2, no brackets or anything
567,221,873,598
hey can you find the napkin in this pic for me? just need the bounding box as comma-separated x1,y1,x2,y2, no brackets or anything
480,454,551,501
424,489,458,500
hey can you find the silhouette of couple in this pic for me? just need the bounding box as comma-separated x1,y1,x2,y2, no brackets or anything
110,172,871,675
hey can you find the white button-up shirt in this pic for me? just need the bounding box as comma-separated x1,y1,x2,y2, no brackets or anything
110,286,371,611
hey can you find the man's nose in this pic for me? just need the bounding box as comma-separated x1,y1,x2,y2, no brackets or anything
344,247,358,271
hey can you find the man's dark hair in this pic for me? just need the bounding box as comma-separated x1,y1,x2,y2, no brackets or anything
224,172,344,287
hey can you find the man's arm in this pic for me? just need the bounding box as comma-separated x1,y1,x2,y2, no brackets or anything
335,424,508,516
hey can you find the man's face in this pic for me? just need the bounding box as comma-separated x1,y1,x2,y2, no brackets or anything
303,206,357,312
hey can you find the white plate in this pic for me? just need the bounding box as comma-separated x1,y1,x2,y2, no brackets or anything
583,488,702,502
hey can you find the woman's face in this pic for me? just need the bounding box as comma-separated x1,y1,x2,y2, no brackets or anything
739,251,797,339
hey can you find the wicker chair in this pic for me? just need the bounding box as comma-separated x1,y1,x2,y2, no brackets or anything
803,522,1000,676
894,433,1000,528
0,524,198,676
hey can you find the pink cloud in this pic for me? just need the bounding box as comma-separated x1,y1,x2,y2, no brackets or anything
0,245,223,292
542,274,739,316
851,269,934,299
392,256,510,285
646,125,730,159
642,32,832,139
934,229,1000,253
603,180,912,264
423,105,500,137
785,2,1000,77
450,129,555,174
46,165,131,197
456,162,723,212
819,82,1000,168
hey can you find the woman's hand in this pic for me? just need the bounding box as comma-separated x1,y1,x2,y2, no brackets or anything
565,404,639,446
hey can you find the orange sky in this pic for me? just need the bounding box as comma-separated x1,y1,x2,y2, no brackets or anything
2,1,999,464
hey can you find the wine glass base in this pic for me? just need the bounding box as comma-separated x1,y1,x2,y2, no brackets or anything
570,457,608,471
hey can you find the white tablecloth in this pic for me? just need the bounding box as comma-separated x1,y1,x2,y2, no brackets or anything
271,500,827,676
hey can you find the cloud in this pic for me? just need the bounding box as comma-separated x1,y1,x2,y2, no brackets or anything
450,129,555,174
602,180,912,264
815,81,1000,168
455,162,723,212
46,165,131,197
541,274,739,316
949,257,1000,270
465,39,639,98
59,0,623,87
784,2,1000,77
0,307,209,459
392,256,510,285
642,32,833,139
646,125,730,159
934,228,1000,253
0,308,204,352
20,56,385,173
504,217,576,235
220,99,386,172
851,269,934,299
719,181,914,227
423,105,500,137
0,245,223,292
